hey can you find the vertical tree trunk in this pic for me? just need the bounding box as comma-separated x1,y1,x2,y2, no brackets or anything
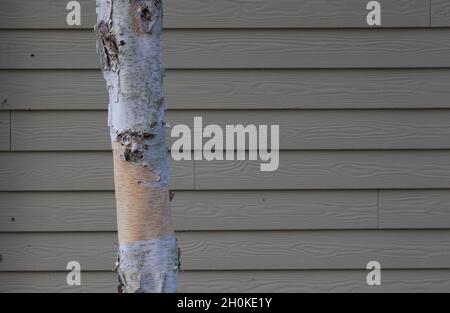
95,0,179,293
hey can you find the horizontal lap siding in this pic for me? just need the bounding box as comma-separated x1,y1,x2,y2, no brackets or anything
2,270,449,293
0,0,430,29
379,190,450,229
1,151,450,191
196,151,450,190
1,0,450,293
432,0,450,26
10,110,450,150
3,190,450,231
1,231,450,271
4,69,450,110
0,111,9,150
0,190,378,231
2,29,450,69
0,152,194,191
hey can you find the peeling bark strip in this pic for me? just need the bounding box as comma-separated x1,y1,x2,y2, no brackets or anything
96,0,179,293
97,20,120,71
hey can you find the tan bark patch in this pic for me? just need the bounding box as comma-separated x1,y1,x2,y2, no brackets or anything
113,143,174,243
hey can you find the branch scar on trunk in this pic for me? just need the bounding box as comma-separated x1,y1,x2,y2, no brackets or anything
116,129,154,163
131,0,163,34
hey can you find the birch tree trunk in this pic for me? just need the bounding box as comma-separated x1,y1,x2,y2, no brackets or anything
95,0,179,293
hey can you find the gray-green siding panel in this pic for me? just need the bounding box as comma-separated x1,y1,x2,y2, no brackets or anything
1,231,450,271
380,190,450,229
11,110,450,151
2,29,450,69
0,190,378,232
0,152,194,191
1,270,449,293
4,69,450,110
0,0,430,29
432,0,450,26
0,111,9,150
4,190,450,231
196,151,450,190
2,151,450,191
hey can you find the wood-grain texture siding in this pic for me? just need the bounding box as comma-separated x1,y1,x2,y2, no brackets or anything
0,0,449,293
1,231,450,271
2,270,449,293
10,110,450,150
0,111,9,151
2,29,450,69
4,69,450,110
0,0,431,29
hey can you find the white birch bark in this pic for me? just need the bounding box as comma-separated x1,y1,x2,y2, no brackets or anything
95,0,179,293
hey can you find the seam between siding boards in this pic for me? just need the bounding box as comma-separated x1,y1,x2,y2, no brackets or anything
194,159,197,190
377,189,380,229
430,0,432,27
9,111,11,151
